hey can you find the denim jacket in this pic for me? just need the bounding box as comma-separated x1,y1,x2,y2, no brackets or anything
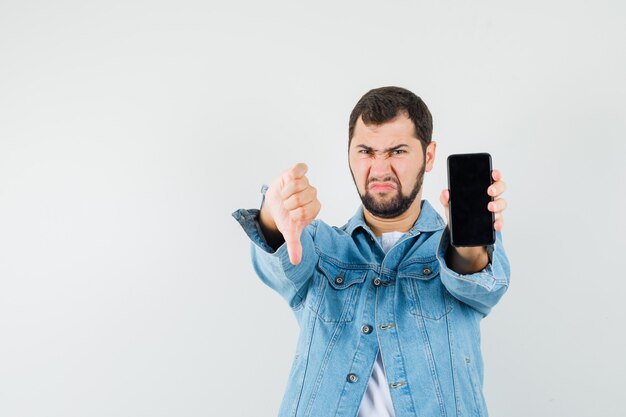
232,199,510,417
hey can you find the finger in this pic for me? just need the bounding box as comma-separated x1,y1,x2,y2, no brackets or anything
288,205,316,224
491,169,502,182
494,218,504,232
284,225,303,265
287,196,321,222
488,199,508,213
439,189,450,207
488,180,506,197
281,177,310,199
283,187,317,211
439,189,451,225
289,163,308,180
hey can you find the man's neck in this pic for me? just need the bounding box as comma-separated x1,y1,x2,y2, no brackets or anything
363,197,423,237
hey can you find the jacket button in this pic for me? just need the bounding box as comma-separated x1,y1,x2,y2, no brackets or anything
423,267,432,276
373,278,382,287
347,373,358,383
334,276,344,285
361,324,372,334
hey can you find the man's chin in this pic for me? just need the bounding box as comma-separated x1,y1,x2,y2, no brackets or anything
362,197,402,217
364,205,405,219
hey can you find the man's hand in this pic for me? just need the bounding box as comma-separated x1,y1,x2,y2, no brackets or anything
439,169,507,274
259,163,321,265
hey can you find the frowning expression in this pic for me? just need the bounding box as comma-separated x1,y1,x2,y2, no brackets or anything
348,113,436,218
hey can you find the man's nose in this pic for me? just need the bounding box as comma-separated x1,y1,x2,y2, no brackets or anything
369,155,392,179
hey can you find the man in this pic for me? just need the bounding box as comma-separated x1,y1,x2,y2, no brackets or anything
232,86,510,417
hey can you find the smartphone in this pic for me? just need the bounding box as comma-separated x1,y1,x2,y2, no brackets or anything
447,153,495,247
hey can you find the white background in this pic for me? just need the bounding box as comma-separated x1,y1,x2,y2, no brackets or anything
1,1,625,416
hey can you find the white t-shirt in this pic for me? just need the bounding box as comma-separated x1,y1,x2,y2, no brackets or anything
357,231,404,417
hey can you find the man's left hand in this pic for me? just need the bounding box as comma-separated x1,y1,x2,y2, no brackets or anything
439,169,507,274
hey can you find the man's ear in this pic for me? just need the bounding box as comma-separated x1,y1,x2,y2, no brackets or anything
425,141,437,172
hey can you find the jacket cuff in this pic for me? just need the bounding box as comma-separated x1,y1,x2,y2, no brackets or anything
231,208,277,254
436,228,500,291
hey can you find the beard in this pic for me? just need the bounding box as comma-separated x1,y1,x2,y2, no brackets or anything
355,168,425,219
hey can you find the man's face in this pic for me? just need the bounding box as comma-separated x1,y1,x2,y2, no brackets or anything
349,113,436,219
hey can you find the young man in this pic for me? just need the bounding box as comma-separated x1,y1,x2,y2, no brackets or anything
232,86,510,417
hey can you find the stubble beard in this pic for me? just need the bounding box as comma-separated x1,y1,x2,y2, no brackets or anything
356,168,425,219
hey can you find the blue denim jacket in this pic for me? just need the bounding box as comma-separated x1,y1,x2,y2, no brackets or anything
232,199,510,417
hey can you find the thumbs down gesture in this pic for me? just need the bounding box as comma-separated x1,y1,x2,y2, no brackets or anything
258,163,321,265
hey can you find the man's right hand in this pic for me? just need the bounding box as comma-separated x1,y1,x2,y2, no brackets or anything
259,163,321,265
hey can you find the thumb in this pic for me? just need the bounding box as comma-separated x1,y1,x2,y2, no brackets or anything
440,189,450,208
284,223,303,265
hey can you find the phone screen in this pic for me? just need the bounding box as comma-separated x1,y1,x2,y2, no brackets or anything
447,153,495,247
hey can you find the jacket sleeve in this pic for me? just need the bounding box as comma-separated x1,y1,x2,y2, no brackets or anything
231,207,319,310
436,228,511,317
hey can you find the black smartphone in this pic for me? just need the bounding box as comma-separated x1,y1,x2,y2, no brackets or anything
447,153,495,247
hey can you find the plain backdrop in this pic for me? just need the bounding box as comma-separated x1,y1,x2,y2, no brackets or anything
1,1,625,416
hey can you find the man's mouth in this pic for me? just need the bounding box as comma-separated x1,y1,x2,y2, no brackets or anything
368,182,397,192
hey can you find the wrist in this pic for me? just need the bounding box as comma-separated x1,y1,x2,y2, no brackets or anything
259,205,277,232
446,245,489,274
258,205,284,250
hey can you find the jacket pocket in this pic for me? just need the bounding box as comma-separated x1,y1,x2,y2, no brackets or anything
399,258,453,320
307,256,368,323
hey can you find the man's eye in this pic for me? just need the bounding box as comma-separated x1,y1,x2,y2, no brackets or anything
391,149,406,155
358,149,372,154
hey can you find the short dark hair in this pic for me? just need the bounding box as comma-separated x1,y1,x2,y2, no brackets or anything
348,86,433,149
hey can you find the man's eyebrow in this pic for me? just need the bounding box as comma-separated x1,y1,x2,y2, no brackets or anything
386,144,409,152
355,144,409,152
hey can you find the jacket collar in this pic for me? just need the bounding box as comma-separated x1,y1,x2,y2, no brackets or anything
344,199,446,236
